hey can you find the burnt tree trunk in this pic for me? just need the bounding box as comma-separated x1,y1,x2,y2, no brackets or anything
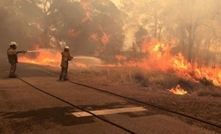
187,25,194,63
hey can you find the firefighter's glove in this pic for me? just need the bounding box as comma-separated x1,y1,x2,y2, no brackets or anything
68,56,73,60
22,50,27,54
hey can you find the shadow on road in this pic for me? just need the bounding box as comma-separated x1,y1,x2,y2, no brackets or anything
0,106,95,133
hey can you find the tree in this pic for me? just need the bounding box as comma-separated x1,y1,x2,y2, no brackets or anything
134,26,148,52
0,0,45,50
53,0,126,56
119,0,221,65
171,0,217,63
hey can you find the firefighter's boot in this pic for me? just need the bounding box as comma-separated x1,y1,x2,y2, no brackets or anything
63,75,68,81
9,72,17,78
59,74,63,81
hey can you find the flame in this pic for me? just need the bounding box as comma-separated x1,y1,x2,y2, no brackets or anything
89,25,112,54
99,25,111,45
19,49,61,67
116,55,127,61
94,38,221,88
89,25,111,44
80,0,93,23
89,33,99,42
19,49,98,69
168,85,187,95
17,37,221,89
80,0,91,10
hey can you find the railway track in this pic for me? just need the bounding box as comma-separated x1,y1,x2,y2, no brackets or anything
15,70,221,133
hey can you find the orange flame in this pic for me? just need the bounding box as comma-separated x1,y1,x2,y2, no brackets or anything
93,38,221,88
89,26,111,45
19,49,92,69
18,38,221,89
116,55,127,61
99,25,111,45
168,85,187,95
89,33,99,42
80,0,93,22
19,50,61,67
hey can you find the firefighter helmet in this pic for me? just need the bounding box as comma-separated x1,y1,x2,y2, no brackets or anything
10,42,17,46
64,46,69,49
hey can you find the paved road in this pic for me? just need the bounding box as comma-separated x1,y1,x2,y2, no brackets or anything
0,55,217,134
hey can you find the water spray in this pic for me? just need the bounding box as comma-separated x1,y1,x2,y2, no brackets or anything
26,50,44,53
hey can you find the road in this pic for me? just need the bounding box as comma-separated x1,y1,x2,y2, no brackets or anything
0,54,217,134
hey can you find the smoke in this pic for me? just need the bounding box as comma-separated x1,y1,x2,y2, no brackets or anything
2,0,221,66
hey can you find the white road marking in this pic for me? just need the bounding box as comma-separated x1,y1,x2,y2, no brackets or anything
72,107,147,117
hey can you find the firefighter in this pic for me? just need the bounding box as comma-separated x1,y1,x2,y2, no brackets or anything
59,46,73,81
7,42,26,78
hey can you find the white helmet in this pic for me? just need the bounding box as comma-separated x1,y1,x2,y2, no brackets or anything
64,46,69,49
10,42,17,46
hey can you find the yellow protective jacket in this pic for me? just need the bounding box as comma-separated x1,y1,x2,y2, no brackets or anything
60,51,72,68
7,48,18,64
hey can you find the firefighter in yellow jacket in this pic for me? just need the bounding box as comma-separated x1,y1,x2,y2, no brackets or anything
59,46,73,81
7,42,26,78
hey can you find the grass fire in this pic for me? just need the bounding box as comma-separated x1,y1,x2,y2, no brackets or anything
18,39,221,97
1,1,221,133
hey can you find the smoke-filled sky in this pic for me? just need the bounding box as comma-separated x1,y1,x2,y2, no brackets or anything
111,0,120,7
2,0,221,65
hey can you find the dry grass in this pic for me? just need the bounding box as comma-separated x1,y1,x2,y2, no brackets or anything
67,66,221,97
63,66,221,133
